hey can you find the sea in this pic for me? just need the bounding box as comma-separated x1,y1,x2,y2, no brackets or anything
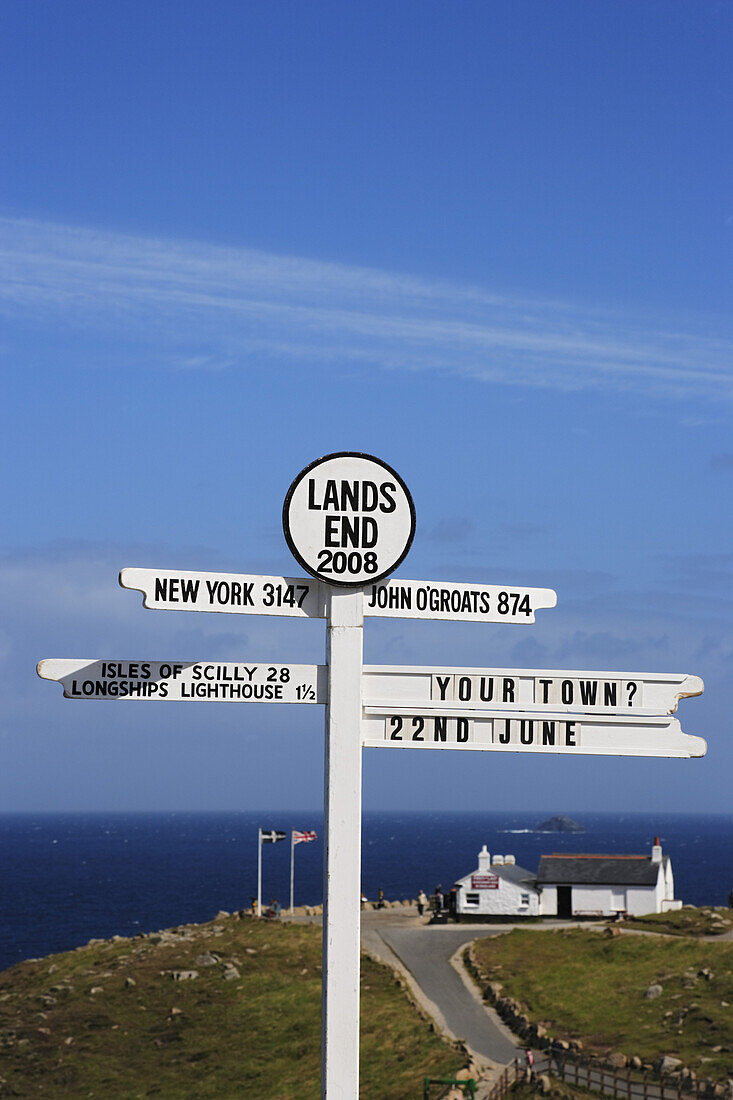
1,811,731,974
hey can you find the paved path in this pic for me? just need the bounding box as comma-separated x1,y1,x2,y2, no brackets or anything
372,923,519,1065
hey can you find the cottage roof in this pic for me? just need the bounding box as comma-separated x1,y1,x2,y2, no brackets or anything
458,862,537,890
537,853,667,887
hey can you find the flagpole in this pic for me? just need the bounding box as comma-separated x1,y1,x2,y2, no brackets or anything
290,830,295,914
257,828,262,918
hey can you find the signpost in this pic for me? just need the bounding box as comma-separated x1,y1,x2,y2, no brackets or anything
37,660,326,704
37,450,706,1100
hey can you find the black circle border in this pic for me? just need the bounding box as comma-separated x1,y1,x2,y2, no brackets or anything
282,451,416,588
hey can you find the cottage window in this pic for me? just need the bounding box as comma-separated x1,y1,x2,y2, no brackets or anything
520,894,530,906
465,893,480,906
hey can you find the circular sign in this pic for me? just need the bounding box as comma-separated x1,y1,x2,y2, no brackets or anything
283,452,416,588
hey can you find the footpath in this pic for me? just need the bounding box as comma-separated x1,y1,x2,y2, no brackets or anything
289,905,733,1098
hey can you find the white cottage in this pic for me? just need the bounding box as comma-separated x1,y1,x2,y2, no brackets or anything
454,845,540,919
536,837,679,918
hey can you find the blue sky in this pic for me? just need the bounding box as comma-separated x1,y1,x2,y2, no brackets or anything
1,0,731,813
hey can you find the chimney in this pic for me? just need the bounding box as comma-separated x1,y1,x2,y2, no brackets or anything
492,855,505,866
504,855,516,865
477,845,491,872
651,836,662,864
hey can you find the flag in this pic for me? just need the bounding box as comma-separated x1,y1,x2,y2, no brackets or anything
261,830,287,844
292,829,317,845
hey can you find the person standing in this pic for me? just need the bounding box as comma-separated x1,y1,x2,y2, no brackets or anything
417,889,427,917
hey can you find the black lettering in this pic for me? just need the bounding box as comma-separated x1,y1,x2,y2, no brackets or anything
561,680,574,705
434,717,447,742
579,680,598,706
155,578,168,601
502,678,515,703
361,517,378,548
361,481,378,511
341,480,359,512
411,717,424,741
604,683,617,707
379,482,397,512
565,721,578,746
324,516,341,547
435,675,451,701
541,721,556,745
458,676,471,701
498,719,511,744
479,677,494,702
520,720,534,745
181,578,199,603
456,718,469,743
323,480,340,510
340,515,359,547
538,678,552,704
307,479,320,510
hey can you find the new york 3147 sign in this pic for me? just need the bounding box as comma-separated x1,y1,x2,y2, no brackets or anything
282,452,416,587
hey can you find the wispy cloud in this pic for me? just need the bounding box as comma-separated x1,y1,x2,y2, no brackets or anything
2,216,732,400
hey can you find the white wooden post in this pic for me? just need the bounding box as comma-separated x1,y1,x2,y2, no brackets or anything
290,831,295,915
257,830,262,918
322,587,364,1099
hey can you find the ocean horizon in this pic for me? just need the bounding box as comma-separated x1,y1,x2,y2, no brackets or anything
2,809,731,973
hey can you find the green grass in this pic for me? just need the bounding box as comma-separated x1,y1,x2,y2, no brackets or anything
623,906,733,937
0,914,460,1098
472,928,732,1079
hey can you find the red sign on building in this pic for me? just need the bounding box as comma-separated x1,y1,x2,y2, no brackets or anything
471,874,499,889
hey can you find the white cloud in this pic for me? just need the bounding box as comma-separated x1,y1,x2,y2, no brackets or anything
1,215,732,399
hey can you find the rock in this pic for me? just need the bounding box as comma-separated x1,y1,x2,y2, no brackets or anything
608,1053,627,1068
604,926,622,938
245,948,257,955
216,911,230,920
194,954,219,967
659,1056,683,1074
170,970,198,981
645,984,663,999
124,977,136,988
89,987,104,995
170,1007,182,1016
222,966,240,981
538,1074,552,1093
631,1056,642,1070
536,815,585,833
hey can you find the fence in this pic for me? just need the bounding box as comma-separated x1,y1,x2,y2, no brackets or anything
485,1053,719,1100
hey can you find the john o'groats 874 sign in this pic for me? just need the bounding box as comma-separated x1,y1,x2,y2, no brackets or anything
282,452,416,587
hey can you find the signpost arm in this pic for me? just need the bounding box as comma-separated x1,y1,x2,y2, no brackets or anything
322,587,364,1099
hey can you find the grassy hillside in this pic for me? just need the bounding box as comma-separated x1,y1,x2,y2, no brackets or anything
0,913,460,1098
623,906,733,937
472,928,732,1080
